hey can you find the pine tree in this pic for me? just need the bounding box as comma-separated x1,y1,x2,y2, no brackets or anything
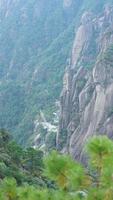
1,135,113,199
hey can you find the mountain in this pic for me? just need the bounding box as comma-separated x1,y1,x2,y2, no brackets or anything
0,0,82,147
0,0,113,152
58,3,113,161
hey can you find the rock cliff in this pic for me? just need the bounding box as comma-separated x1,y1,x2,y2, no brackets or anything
58,4,113,161
0,0,113,149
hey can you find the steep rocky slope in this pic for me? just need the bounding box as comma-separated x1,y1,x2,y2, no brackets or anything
58,4,113,161
0,0,113,149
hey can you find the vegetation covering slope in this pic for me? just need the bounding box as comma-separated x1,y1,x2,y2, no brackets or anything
0,129,45,186
0,0,80,145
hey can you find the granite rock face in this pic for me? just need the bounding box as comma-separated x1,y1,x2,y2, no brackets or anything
58,5,113,161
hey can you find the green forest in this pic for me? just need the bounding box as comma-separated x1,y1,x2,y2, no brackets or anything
1,129,113,200
1,1,113,199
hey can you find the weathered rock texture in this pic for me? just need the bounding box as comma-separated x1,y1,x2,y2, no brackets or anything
58,4,113,161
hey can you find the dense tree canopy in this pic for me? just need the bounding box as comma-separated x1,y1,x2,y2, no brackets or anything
0,131,113,199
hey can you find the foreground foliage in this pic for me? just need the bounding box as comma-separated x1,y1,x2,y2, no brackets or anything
0,130,45,186
1,131,113,199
